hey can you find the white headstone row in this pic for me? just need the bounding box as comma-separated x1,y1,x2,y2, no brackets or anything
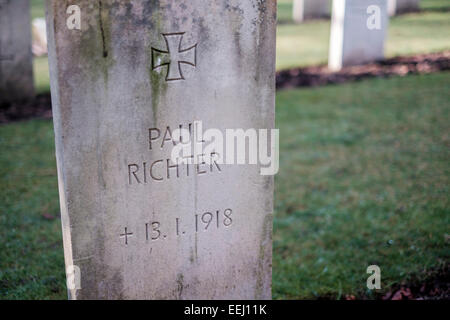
291,0,419,23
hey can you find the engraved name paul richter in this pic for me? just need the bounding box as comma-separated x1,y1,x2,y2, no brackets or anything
120,208,233,245
127,122,222,184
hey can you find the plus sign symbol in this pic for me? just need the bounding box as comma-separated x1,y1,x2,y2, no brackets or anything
120,227,133,245
151,32,197,81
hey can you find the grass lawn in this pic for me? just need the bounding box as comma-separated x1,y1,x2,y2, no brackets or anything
0,120,63,299
1,72,449,299
274,72,449,299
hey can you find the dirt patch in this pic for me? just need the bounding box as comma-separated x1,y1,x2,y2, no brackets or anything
341,265,449,300
0,93,52,124
380,265,449,300
276,51,450,90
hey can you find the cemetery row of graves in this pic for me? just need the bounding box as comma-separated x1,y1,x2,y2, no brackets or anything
0,0,448,299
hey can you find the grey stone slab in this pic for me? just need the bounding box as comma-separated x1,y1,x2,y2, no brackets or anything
46,0,275,300
293,0,330,23
0,0,34,104
388,0,420,16
329,0,389,71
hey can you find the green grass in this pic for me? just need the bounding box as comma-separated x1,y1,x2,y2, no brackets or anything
276,0,450,70
34,57,50,94
1,72,449,299
0,120,64,299
31,0,45,20
274,72,450,299
278,0,295,24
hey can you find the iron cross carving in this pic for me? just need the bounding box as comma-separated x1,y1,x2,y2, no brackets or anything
151,32,197,81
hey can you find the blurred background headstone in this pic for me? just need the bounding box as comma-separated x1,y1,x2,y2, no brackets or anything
388,0,420,16
32,18,47,57
0,0,34,105
293,0,330,23
328,0,389,71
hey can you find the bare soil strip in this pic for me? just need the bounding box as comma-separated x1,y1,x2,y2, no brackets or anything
276,51,450,90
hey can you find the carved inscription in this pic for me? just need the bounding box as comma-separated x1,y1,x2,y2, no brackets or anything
151,32,197,81
119,227,133,245
121,122,230,250
127,123,222,184
128,153,221,184
120,208,233,245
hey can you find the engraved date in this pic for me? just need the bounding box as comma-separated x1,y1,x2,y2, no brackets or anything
120,208,233,245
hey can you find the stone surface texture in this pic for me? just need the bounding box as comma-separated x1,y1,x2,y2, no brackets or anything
46,0,275,300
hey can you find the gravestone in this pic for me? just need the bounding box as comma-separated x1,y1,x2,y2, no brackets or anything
46,0,275,300
328,0,389,71
388,0,420,16
293,0,330,23
0,0,34,105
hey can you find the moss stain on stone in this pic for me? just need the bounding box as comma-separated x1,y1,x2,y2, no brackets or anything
75,0,115,89
67,0,119,299
224,2,244,68
255,213,273,299
176,273,184,299
148,8,167,125
98,0,108,58
98,0,114,90
149,68,166,125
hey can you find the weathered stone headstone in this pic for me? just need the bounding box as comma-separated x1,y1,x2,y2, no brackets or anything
293,0,330,23
46,0,275,300
328,0,389,71
0,0,34,105
388,0,420,16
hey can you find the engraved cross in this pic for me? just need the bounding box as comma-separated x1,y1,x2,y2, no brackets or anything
120,227,133,245
151,32,197,81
